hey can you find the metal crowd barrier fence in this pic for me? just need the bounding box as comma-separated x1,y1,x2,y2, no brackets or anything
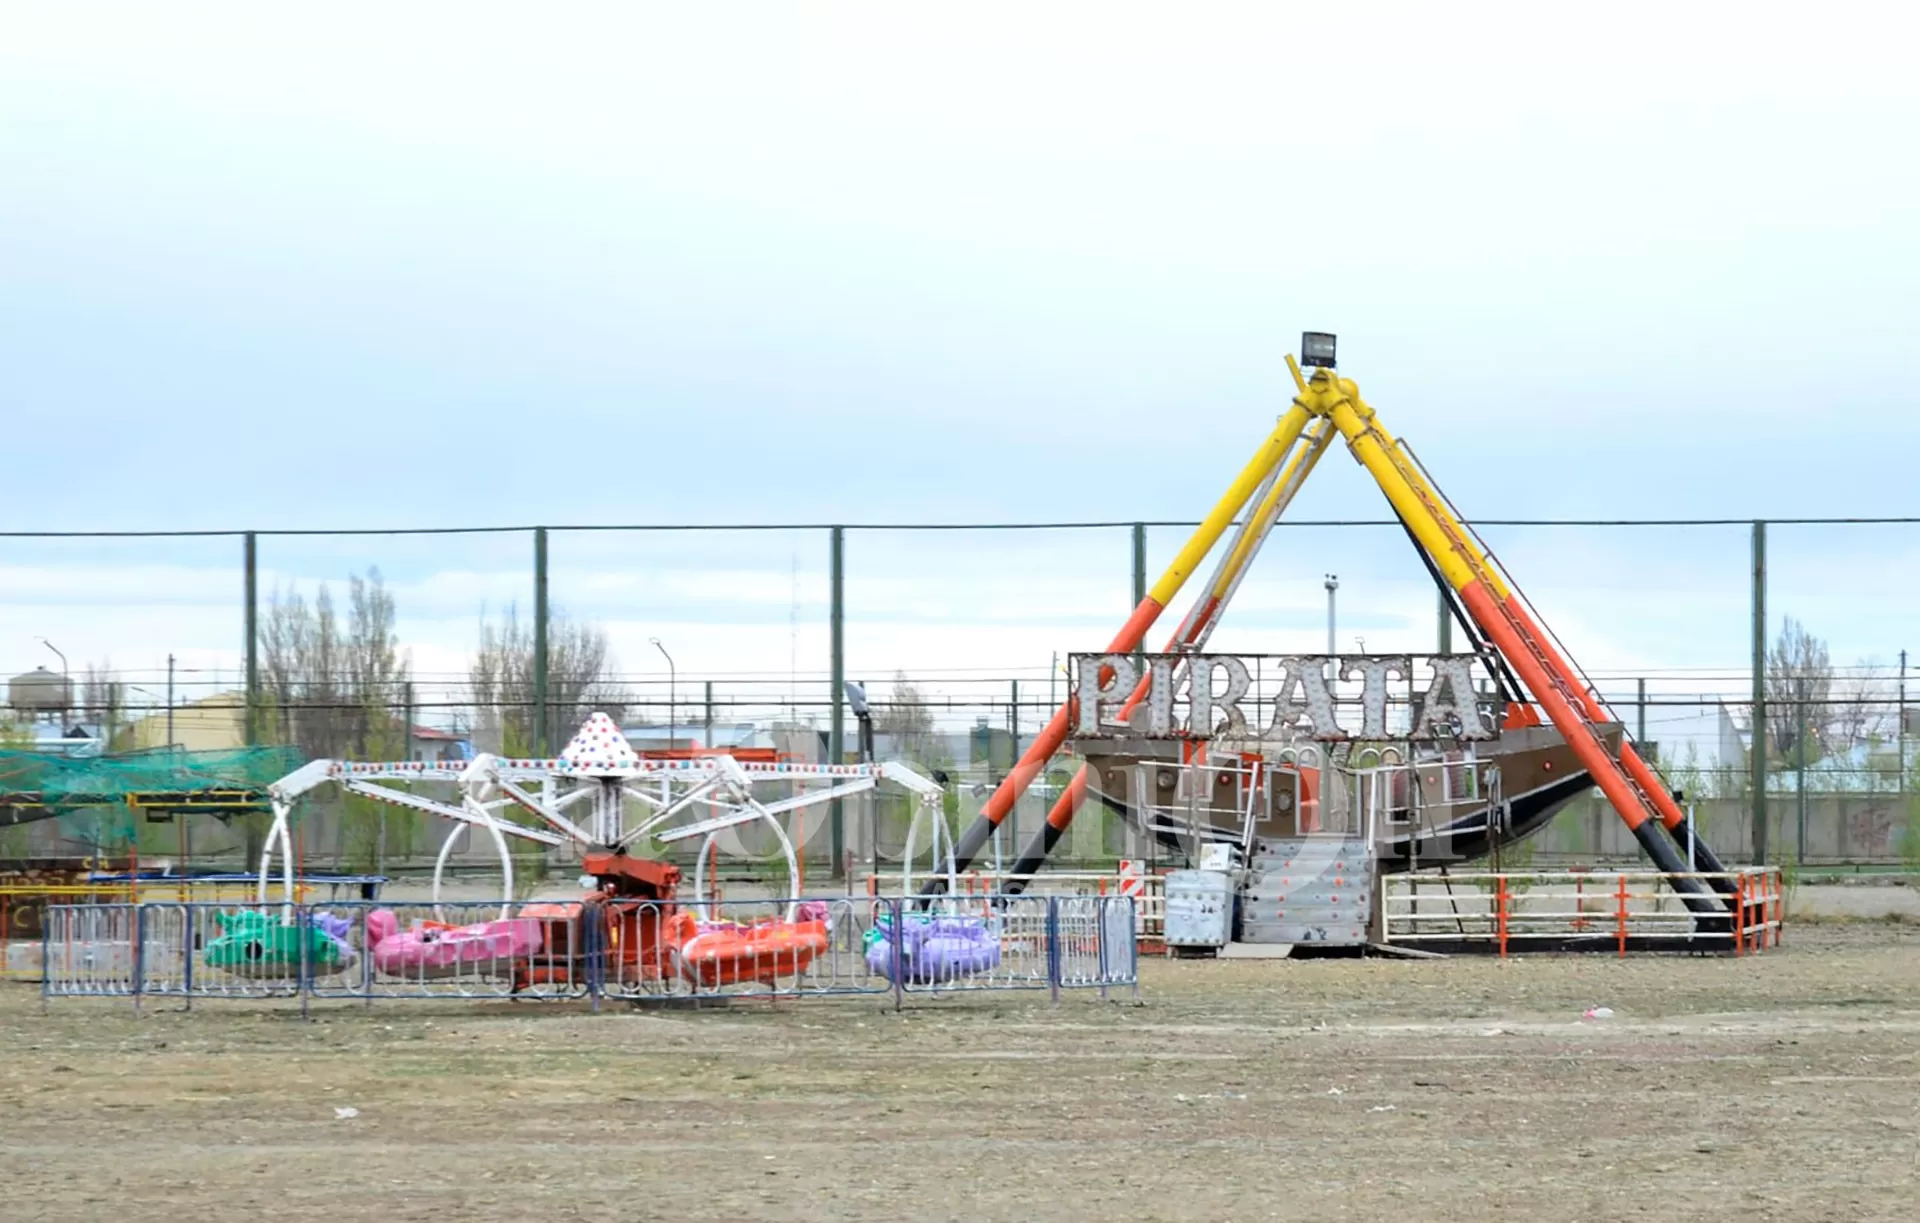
39,903,142,997
2,881,354,982
40,894,1139,1008
861,869,1167,945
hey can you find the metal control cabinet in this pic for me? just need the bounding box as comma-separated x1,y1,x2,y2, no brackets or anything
1163,869,1235,948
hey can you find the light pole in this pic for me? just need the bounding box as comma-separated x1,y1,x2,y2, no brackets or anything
1324,574,1339,682
1900,649,1908,817
650,638,676,751
36,637,68,715
127,686,159,749
127,674,178,754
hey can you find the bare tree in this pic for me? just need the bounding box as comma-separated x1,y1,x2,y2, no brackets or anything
79,662,122,740
468,604,622,755
1830,658,1891,755
1765,617,1831,769
259,568,409,760
875,670,937,764
346,571,407,757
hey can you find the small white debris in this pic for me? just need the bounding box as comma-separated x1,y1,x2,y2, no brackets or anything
1368,1104,1397,1113
1583,1007,1615,1020
333,1107,360,1120
1325,1087,1344,1096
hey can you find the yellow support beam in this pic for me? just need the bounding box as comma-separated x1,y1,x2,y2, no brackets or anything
1207,417,1335,603
1291,368,1510,599
1145,403,1312,608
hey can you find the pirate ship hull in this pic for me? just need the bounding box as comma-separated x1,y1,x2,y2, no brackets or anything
1082,722,1617,873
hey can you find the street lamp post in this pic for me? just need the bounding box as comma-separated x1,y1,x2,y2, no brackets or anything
127,686,159,752
650,638,676,751
1324,574,1339,682
36,637,69,715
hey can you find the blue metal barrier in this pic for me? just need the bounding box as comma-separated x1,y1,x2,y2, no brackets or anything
39,893,1139,1009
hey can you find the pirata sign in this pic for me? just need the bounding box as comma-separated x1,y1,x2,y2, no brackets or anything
1069,652,1499,743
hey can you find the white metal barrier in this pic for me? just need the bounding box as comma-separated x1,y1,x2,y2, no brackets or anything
39,904,144,996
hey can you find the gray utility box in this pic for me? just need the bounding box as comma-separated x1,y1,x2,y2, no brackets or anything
1238,836,1375,946
1163,869,1236,948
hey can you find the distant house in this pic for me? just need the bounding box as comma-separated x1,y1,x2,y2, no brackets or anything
27,721,106,757
1716,699,1903,794
409,726,471,764
623,722,771,754
125,691,246,752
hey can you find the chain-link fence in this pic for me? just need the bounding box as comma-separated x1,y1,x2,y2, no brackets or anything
6,519,1920,870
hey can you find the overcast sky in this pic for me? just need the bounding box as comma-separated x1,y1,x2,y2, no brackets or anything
3,2,1917,744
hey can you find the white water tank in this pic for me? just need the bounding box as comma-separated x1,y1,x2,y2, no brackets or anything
8,666,71,714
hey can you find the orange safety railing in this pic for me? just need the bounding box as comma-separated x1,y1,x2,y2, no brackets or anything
1615,874,1629,958
1495,874,1510,957
1381,867,1783,955
1735,874,1748,957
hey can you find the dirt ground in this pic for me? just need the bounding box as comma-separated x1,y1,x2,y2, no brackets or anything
1793,880,1920,920
4,927,1919,1223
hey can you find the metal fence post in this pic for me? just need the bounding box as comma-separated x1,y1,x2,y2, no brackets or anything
829,525,846,875
584,908,603,1012
1900,649,1909,825
244,531,259,746
1130,522,1146,609
360,907,374,1009
533,527,550,756
1129,896,1141,1001
1097,896,1110,1002
182,907,194,1010
1131,524,1148,676
1796,696,1808,863
889,899,904,1013
1751,520,1768,864
132,904,146,1013
1009,679,1020,758
298,905,312,1020
1047,896,1061,1005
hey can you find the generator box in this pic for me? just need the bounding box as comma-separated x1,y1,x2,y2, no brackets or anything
1163,869,1235,948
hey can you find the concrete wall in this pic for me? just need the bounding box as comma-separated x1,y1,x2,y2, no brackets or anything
1526,791,1920,864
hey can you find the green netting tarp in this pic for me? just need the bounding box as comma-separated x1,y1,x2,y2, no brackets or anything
0,745,307,811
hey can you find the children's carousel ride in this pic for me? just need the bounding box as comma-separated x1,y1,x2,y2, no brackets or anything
239,713,947,989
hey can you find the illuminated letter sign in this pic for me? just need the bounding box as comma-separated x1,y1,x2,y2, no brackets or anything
1069,652,1497,742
